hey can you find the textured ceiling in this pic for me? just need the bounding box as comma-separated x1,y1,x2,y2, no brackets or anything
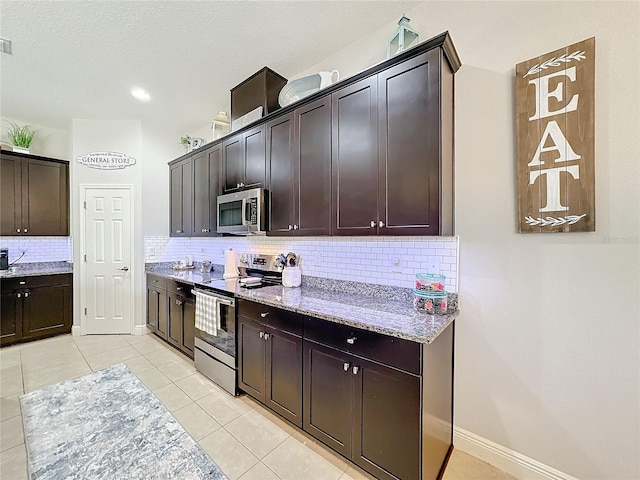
1,0,421,132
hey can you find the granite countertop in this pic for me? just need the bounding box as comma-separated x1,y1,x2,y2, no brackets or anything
0,261,73,278
146,263,458,345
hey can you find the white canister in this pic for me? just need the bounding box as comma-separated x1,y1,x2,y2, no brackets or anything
282,266,302,288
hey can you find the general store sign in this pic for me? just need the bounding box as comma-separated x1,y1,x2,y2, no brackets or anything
515,38,595,233
77,151,137,170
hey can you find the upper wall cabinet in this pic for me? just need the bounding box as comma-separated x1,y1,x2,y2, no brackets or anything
0,152,69,236
267,97,332,236
169,156,192,237
192,145,222,236
222,125,266,193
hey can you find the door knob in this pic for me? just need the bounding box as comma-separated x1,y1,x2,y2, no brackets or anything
119,266,129,272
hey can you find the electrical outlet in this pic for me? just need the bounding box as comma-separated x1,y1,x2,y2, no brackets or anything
391,257,402,273
427,256,441,274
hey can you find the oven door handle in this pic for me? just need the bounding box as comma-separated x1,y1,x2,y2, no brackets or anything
242,198,251,226
191,289,235,307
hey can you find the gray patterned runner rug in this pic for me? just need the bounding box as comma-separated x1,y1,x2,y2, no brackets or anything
20,363,227,480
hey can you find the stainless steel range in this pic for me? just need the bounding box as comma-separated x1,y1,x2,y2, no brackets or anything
193,253,284,396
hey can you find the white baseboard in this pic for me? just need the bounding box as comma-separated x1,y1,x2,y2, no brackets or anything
454,426,579,480
133,325,150,336
71,325,82,336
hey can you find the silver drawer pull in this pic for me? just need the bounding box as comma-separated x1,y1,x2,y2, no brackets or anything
343,362,351,372
346,337,356,345
19,281,26,285
260,312,269,318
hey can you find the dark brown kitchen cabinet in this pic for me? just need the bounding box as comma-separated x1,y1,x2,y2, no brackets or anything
0,152,69,236
268,97,332,236
222,125,266,192
192,145,222,236
1,274,72,347
238,300,303,427
146,274,193,358
169,157,192,237
377,48,452,235
331,76,379,236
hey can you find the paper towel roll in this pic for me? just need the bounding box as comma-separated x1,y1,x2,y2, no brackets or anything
223,248,239,279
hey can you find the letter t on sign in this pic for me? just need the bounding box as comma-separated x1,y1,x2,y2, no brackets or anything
515,38,596,233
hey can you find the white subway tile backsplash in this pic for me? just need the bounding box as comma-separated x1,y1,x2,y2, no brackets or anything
144,235,459,292
0,237,72,262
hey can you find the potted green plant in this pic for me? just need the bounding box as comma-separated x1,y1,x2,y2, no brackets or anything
6,122,36,153
179,135,191,152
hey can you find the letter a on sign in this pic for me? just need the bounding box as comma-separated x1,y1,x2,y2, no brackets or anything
515,38,595,233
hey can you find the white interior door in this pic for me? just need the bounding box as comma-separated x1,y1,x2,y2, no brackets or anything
83,186,134,334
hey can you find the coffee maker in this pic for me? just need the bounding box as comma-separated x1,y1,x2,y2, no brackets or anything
0,249,8,271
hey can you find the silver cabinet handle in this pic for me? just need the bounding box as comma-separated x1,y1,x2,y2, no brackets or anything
288,225,293,230
240,182,245,187
259,331,264,338
24,228,28,233
19,281,26,285
24,292,29,298
294,225,299,230
264,333,270,341
346,337,356,345
260,312,269,318
176,299,183,306
370,220,375,228
379,220,385,228
343,362,351,372
17,293,21,298
119,266,129,272
16,228,21,233
352,365,360,375
176,229,182,234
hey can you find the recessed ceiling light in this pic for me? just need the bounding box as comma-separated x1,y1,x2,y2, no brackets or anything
131,87,151,102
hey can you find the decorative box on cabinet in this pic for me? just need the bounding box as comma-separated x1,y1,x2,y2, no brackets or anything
0,151,69,236
231,67,287,125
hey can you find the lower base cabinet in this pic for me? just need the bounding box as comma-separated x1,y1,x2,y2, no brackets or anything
146,274,195,358
238,300,454,480
238,301,303,427
0,274,72,346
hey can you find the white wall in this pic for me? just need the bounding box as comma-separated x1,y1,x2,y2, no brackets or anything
292,2,640,478
71,120,144,331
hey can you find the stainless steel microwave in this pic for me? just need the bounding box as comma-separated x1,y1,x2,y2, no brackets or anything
216,188,267,235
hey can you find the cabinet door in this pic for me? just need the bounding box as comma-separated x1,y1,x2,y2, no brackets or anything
244,125,266,188
0,154,22,236
303,340,353,458
182,298,195,357
267,113,295,234
238,316,267,402
22,283,71,340
167,293,183,348
22,158,69,236
296,97,332,236
157,289,168,339
332,77,378,236
266,326,303,427
192,145,222,236
352,358,421,480
169,159,192,236
223,135,244,192
146,287,159,332
0,287,21,345
378,49,441,235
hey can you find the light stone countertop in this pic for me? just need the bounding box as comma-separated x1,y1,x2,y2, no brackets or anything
0,261,72,278
147,263,458,344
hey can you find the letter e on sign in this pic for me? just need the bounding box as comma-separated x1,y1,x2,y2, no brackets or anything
515,38,595,233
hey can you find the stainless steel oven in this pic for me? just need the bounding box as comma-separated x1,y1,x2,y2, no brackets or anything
193,288,238,396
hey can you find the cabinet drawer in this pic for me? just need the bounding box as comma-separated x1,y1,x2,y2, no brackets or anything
238,299,303,336
146,274,167,290
304,317,421,375
1,273,71,290
166,279,193,299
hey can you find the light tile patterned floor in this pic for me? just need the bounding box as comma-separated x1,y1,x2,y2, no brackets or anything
0,334,516,480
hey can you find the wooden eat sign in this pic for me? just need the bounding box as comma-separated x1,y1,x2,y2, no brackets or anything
515,37,595,233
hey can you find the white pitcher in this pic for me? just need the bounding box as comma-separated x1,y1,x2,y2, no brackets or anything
319,70,340,89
